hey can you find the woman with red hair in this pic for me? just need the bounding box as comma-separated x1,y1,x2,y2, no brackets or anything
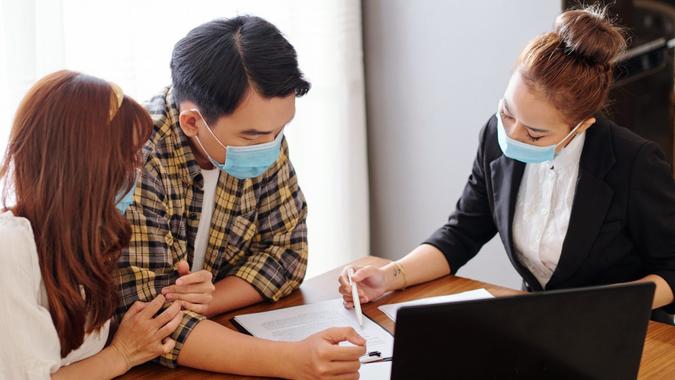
0,71,182,379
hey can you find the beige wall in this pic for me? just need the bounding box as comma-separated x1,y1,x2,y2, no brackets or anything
363,0,562,288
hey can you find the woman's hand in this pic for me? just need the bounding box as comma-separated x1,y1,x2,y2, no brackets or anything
110,294,183,371
288,327,366,380
338,265,389,308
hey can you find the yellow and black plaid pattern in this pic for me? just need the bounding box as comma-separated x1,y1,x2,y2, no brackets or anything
115,87,308,368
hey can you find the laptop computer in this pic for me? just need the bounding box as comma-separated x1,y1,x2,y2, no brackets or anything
391,282,655,380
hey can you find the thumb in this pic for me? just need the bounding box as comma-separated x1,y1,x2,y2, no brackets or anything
323,327,366,346
176,260,191,276
352,266,378,283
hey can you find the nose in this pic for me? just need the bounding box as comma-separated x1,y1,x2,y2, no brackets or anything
506,120,529,143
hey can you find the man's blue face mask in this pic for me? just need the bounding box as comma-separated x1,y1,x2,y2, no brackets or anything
191,109,283,180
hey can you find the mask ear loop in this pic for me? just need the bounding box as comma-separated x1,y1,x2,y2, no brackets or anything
554,119,586,153
190,109,228,151
181,109,228,168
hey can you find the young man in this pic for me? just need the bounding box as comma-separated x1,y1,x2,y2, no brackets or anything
116,16,364,378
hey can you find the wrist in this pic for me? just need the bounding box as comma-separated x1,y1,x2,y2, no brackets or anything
383,262,406,292
274,341,299,379
103,344,130,377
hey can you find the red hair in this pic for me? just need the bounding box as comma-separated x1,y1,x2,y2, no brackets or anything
0,70,152,357
517,5,627,124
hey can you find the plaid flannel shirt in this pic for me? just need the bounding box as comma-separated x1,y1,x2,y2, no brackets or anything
115,87,308,367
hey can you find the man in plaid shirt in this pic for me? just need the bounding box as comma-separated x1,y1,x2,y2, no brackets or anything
115,16,365,378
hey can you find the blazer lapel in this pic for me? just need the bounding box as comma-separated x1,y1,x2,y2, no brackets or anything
490,155,542,289
547,122,616,289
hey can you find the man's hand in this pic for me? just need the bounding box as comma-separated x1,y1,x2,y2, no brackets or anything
161,260,215,314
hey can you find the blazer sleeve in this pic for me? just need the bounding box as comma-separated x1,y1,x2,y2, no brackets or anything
423,121,498,273
627,141,675,312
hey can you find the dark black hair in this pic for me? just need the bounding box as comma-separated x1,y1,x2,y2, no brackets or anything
171,15,310,123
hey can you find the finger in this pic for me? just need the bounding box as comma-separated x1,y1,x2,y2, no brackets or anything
152,300,182,328
338,268,352,288
161,337,177,354
338,274,350,288
352,266,378,282
138,294,166,319
161,285,175,295
340,266,361,283
164,282,214,295
343,301,354,309
175,270,212,286
322,327,366,346
340,285,368,304
325,344,367,361
155,310,184,339
338,284,356,295
176,260,190,276
122,301,146,321
165,292,211,304
180,300,208,314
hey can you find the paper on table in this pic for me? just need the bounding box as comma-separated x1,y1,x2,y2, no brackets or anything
378,288,494,321
234,298,394,367
359,361,392,380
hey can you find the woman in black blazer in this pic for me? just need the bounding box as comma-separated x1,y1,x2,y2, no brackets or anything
339,7,675,311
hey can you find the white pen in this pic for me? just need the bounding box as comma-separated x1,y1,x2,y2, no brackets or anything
347,267,364,327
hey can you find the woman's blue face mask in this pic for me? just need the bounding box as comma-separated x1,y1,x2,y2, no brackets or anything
496,105,584,164
115,183,135,214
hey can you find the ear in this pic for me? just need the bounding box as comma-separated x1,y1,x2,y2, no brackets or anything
556,117,597,152
178,107,201,138
576,117,597,134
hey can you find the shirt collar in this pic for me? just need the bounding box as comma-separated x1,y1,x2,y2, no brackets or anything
552,131,586,170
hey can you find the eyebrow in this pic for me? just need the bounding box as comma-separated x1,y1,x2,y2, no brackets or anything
241,113,295,137
240,129,275,136
502,99,549,133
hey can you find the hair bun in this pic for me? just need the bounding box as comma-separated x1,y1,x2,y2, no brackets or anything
554,6,626,65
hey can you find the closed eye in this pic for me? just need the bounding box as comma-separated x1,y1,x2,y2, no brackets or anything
526,132,542,142
500,110,514,120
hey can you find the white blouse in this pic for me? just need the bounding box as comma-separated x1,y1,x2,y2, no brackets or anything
512,132,586,288
0,211,110,379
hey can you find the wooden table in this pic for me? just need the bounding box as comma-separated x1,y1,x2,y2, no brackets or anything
121,256,675,379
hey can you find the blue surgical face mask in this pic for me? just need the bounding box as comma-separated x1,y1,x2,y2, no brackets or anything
115,185,135,214
191,110,283,179
496,106,583,164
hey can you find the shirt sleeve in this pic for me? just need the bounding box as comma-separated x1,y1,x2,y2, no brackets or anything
0,220,61,379
227,141,309,301
627,141,675,313
115,158,204,368
423,121,499,273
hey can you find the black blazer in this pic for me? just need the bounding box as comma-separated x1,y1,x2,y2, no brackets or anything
425,115,675,308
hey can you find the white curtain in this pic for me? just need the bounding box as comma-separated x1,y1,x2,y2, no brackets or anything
0,0,370,277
